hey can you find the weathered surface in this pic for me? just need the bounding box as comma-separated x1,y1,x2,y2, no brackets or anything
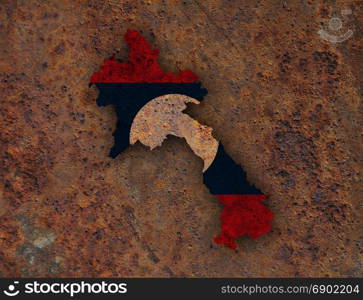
130,94,219,171
0,0,362,277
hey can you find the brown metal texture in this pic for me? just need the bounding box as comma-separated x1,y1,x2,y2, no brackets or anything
0,0,362,277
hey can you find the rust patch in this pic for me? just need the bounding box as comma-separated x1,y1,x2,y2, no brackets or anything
130,94,218,172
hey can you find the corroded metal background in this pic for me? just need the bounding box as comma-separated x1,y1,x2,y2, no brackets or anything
0,0,362,277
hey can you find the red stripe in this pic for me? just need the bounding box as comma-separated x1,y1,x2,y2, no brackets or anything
214,194,274,249
90,29,199,83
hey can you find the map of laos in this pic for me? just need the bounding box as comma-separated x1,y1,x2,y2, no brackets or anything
90,29,273,249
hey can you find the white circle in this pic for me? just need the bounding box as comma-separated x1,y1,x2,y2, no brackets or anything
8,285,15,291
91,283,102,293
40,284,51,293
107,283,119,293
329,17,342,31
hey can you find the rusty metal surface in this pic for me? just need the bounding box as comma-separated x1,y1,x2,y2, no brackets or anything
0,0,362,277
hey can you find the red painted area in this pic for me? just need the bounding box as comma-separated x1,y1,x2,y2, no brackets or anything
90,29,199,83
214,194,274,249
